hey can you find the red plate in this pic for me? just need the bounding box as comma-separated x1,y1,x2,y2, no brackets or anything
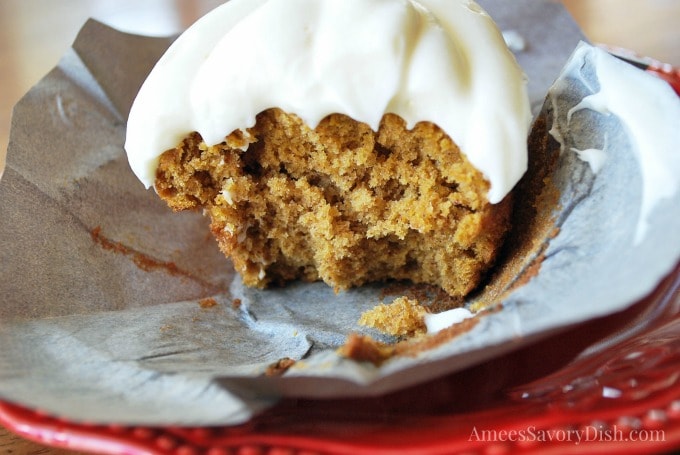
0,263,678,455
1,59,679,455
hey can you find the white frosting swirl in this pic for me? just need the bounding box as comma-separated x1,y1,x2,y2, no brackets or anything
125,0,532,204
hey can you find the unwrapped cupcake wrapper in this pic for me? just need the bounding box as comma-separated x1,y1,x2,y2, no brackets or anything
0,0,678,426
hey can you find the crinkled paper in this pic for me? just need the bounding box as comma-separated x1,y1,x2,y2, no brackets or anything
0,1,678,425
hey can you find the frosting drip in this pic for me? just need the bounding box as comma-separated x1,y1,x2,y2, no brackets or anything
424,307,474,334
566,44,680,244
125,0,532,203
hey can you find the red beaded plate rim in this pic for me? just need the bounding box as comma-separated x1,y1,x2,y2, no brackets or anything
1,62,679,455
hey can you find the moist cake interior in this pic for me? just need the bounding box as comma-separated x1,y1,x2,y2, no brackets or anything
155,108,512,298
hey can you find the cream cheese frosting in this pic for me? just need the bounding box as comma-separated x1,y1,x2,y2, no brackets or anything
424,307,474,334
553,43,680,244
125,0,532,204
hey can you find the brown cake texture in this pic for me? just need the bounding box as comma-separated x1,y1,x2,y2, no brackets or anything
358,296,427,338
154,108,513,298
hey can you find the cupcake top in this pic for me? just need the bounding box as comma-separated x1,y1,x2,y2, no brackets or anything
125,0,532,203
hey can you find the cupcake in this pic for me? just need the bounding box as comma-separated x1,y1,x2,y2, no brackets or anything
125,0,532,297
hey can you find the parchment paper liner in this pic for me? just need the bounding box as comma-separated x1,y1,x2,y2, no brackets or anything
1,1,678,425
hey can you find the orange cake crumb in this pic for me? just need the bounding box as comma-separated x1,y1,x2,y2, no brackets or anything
155,109,512,298
359,296,427,337
199,298,218,309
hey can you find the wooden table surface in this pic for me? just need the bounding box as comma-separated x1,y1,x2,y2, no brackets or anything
1,1,679,454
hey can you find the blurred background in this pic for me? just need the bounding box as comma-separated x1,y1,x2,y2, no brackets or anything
0,0,678,453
